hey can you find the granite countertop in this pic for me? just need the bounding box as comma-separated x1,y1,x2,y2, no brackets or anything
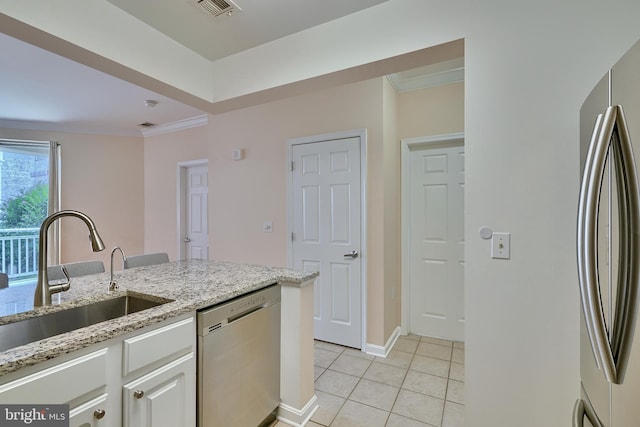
0,259,318,377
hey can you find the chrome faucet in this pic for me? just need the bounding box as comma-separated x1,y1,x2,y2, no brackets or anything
109,246,127,291
33,210,106,307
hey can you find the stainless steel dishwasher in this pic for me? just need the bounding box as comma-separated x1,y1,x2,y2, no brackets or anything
197,284,281,427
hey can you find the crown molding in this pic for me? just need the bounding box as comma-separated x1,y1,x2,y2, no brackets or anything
141,114,209,137
386,57,464,92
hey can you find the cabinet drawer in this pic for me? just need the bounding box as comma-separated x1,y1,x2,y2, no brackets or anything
69,393,109,427
123,317,194,375
0,348,108,404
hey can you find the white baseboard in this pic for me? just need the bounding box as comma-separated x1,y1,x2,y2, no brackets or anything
363,326,401,358
277,394,319,426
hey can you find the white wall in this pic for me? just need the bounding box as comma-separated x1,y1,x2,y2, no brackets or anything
461,2,640,425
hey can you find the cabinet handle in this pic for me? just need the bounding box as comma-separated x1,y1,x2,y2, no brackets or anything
133,390,145,399
93,409,106,419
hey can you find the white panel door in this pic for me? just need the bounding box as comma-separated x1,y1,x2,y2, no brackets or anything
409,144,464,341
185,165,209,260
291,137,361,348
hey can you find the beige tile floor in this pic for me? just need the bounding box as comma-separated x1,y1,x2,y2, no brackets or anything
274,334,464,427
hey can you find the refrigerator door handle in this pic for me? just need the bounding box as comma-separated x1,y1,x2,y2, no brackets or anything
573,398,605,427
609,105,640,384
577,112,605,371
577,105,640,385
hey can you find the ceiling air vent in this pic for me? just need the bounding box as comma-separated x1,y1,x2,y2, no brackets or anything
197,0,241,17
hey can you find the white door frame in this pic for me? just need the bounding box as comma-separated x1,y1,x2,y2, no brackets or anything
177,159,209,260
401,132,464,335
286,128,368,350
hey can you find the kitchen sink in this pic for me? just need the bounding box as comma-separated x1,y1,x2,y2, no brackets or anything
0,294,173,353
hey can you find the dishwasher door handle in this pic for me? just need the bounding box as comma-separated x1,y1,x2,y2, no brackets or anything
227,305,266,324
226,297,281,325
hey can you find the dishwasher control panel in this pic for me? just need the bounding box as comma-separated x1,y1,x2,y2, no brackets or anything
229,292,269,316
197,283,280,336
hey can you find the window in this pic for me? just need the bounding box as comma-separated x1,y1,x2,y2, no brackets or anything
0,139,60,314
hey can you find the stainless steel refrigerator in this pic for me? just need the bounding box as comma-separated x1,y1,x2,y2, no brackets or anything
575,38,640,426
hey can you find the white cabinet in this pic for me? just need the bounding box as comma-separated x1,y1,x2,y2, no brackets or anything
0,314,196,427
123,353,195,427
121,316,196,427
0,347,116,426
0,348,109,403
122,316,194,376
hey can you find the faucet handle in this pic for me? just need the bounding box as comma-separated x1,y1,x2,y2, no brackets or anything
49,265,71,295
60,265,71,284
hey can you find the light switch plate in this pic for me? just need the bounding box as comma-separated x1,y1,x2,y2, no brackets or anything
491,232,510,259
263,221,273,233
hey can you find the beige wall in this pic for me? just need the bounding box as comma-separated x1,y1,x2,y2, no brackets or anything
0,127,144,269
145,79,399,344
398,82,465,139
143,125,208,260
206,77,384,268
143,77,463,347
206,77,393,346
0,75,462,348
382,78,401,341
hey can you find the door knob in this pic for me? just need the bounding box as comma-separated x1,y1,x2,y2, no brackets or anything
344,250,359,259
184,237,191,242
133,390,145,399
93,409,106,419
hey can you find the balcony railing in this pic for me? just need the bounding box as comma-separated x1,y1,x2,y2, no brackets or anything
0,228,40,283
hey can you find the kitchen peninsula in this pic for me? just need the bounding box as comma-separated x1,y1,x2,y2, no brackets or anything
0,259,319,426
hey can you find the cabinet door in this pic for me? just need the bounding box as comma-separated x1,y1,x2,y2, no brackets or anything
122,353,195,427
69,393,113,427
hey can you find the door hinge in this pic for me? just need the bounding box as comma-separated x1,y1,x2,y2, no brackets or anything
290,161,294,172
291,232,295,242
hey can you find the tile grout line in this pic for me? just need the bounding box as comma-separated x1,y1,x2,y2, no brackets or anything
312,338,463,427
383,348,416,426
419,338,451,427
389,338,453,427
439,345,453,427
323,345,348,426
